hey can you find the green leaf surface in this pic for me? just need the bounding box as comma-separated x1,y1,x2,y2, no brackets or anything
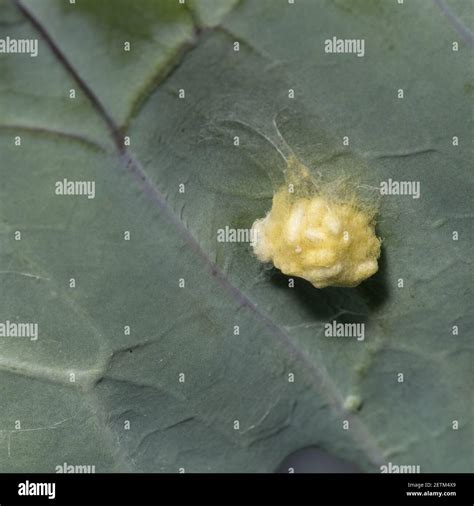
0,0,472,472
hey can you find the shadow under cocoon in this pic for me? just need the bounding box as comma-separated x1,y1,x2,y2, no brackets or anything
268,244,389,322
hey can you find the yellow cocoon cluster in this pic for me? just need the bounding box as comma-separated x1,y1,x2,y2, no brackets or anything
251,158,381,288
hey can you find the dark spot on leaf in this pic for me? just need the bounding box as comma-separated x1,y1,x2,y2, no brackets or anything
276,447,363,473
